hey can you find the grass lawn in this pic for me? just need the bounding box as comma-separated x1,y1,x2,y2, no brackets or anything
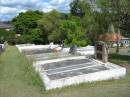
109,47,130,56
0,46,130,97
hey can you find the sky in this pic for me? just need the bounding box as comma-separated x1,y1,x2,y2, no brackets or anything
0,0,73,21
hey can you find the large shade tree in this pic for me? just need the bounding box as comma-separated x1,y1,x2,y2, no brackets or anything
12,10,43,34
62,18,89,46
96,0,130,35
37,10,66,44
96,0,130,52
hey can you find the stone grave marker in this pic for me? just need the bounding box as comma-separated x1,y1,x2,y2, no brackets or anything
95,41,108,63
69,44,77,55
0,45,2,53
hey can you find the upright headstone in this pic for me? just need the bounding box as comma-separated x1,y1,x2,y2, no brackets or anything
95,41,108,63
69,44,77,55
0,44,3,54
4,41,8,49
49,42,54,50
61,40,65,48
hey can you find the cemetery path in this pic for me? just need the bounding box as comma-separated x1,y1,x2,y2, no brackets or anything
0,46,130,97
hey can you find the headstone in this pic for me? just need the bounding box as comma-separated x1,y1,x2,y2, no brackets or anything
0,45,3,54
69,44,77,55
61,40,65,48
95,41,108,63
4,41,8,49
0,41,8,54
49,42,54,49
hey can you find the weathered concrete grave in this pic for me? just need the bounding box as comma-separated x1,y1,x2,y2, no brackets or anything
35,56,126,90
17,45,126,90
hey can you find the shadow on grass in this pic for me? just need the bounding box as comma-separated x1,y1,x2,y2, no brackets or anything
109,53,130,64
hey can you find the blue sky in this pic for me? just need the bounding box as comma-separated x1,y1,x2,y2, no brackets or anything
0,0,73,21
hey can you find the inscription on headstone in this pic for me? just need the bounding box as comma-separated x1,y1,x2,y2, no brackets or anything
95,41,108,63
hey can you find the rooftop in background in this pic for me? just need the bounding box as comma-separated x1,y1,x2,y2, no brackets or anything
0,21,13,29
98,32,124,42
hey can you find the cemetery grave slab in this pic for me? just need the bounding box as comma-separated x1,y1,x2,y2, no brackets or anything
38,56,126,90
26,52,76,61
17,45,126,90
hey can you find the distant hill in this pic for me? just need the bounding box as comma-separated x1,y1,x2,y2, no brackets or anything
0,21,13,29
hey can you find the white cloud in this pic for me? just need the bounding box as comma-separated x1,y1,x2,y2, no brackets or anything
50,0,73,12
0,0,39,6
0,6,18,15
41,4,54,12
0,0,73,21
50,0,65,5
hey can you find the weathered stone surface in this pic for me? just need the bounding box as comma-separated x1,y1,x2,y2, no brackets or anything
95,41,108,63
17,44,126,90
69,44,77,55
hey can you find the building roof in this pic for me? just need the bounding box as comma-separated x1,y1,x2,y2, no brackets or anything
0,21,13,29
97,32,124,42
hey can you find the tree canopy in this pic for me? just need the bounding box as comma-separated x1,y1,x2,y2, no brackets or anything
10,0,130,46
0,29,15,44
12,10,43,34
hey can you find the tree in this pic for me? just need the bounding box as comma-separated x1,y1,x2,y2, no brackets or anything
70,0,96,42
12,10,43,34
11,10,43,44
96,0,130,53
31,28,44,44
48,28,65,43
0,28,15,44
61,18,89,46
37,10,64,44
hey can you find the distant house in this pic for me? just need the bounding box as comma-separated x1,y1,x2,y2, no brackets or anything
0,21,13,31
97,32,130,47
120,38,130,47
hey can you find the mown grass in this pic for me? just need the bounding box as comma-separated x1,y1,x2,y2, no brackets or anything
109,53,130,66
0,46,130,97
0,46,44,97
109,53,130,61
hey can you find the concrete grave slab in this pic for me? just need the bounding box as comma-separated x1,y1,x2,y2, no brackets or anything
36,56,126,90
17,45,126,90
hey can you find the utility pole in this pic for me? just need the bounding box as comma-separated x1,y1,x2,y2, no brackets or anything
116,28,120,53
